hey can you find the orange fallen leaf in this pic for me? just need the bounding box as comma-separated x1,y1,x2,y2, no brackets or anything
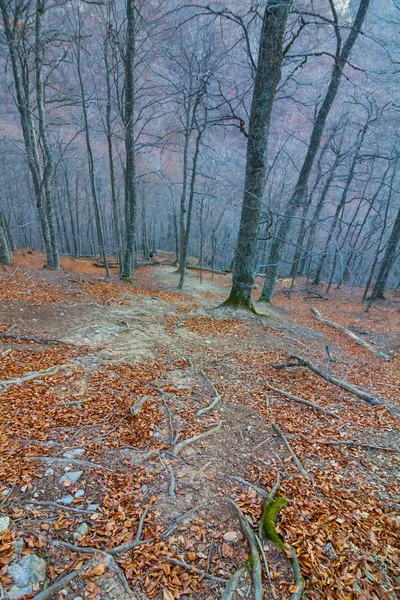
81,563,108,578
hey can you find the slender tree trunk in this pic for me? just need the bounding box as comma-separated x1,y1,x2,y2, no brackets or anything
367,206,400,304
224,0,291,309
260,0,371,302
65,173,78,257
121,0,137,280
0,209,11,264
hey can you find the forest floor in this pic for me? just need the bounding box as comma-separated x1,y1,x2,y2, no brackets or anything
0,250,399,600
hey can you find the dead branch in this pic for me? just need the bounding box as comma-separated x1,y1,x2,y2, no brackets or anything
311,308,391,360
220,565,247,600
130,396,150,416
164,557,228,583
172,421,222,456
0,333,70,346
32,570,80,600
0,364,71,392
264,382,340,419
231,476,270,500
197,370,221,416
272,424,310,478
273,354,383,406
25,456,114,471
228,499,263,600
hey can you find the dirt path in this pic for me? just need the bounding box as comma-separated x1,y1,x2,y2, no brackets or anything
0,257,399,600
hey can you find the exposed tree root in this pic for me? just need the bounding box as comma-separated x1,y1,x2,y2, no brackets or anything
311,307,391,360
220,565,247,600
108,505,151,554
265,382,341,419
0,333,70,346
130,396,151,416
307,439,400,452
231,476,270,500
172,421,222,456
0,363,71,392
25,456,114,472
160,507,198,540
197,370,221,416
273,354,383,406
22,500,95,514
32,570,80,600
164,557,228,583
228,499,263,600
272,423,310,478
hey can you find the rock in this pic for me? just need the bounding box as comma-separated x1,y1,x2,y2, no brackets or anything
73,597,84,600
59,471,83,486
8,553,46,588
75,489,85,498
223,530,240,543
44,468,54,476
141,485,148,493
2,488,11,496
0,516,10,532
73,522,88,540
63,449,85,459
58,495,74,505
13,539,25,559
323,542,338,560
87,504,99,512
5,584,33,599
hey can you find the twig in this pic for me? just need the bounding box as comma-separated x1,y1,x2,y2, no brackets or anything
25,457,114,471
272,354,383,406
160,507,198,539
264,382,340,419
130,396,150,416
197,370,221,416
308,439,400,452
272,424,310,478
32,570,80,600
231,476,269,500
108,505,151,555
172,421,222,456
164,557,228,583
228,499,263,600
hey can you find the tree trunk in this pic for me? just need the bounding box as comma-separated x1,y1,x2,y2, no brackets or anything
121,0,137,281
260,0,371,302
368,205,400,303
0,210,11,264
223,0,291,309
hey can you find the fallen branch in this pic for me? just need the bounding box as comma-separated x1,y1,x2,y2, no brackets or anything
272,424,310,478
164,557,228,583
0,364,71,391
228,499,263,600
272,355,383,406
197,370,221,416
32,570,80,600
172,421,222,456
25,456,114,472
311,308,391,360
0,333,70,346
264,382,340,419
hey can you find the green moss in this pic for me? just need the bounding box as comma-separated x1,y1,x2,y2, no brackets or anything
220,290,269,317
261,497,289,549
120,275,132,283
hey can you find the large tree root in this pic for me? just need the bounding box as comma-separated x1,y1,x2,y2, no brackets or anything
272,354,383,406
220,565,247,600
172,421,222,456
0,333,71,346
272,423,310,478
265,382,340,419
32,570,80,600
25,456,114,472
196,370,221,416
164,557,228,582
0,363,71,392
311,307,391,360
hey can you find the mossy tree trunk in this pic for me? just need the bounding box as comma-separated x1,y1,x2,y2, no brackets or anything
223,0,291,310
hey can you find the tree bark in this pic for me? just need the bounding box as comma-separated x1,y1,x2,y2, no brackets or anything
223,0,291,309
260,0,371,302
368,205,400,303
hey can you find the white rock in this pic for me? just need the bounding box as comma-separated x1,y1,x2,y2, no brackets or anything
87,504,99,512
59,471,83,486
58,495,74,505
223,530,240,543
44,468,54,477
0,516,10,532
73,522,88,540
74,489,85,498
63,449,85,459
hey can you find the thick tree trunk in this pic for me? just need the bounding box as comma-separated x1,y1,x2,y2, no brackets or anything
260,0,371,302
368,206,400,303
121,0,137,281
223,0,291,309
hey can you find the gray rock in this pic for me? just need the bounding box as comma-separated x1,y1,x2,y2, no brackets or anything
5,584,33,599
74,489,85,498
73,522,88,540
323,542,338,560
0,516,10,532
58,495,74,505
44,468,54,476
13,538,25,559
63,449,85,459
8,553,46,588
59,471,83,486
141,485,148,493
73,597,84,600
87,504,99,512
2,488,11,496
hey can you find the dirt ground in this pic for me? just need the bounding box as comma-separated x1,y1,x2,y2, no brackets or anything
0,251,399,600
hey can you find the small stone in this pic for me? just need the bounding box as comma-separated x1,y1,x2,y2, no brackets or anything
323,542,338,560
0,516,10,532
2,488,11,496
141,485,148,493
74,489,85,498
59,471,83,486
223,530,240,542
73,522,88,540
63,449,85,459
87,504,99,512
73,597,84,600
58,495,74,505
5,584,33,599
61,589,68,596
8,553,46,588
